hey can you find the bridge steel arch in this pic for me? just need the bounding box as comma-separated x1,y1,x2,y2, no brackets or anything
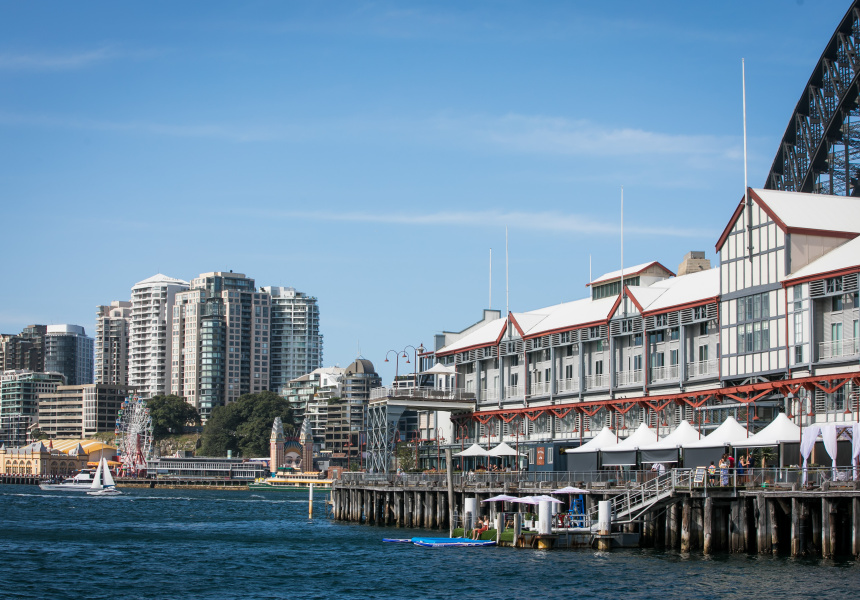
766,1,860,196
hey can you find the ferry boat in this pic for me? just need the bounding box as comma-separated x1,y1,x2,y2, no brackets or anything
38,469,97,491
248,474,333,491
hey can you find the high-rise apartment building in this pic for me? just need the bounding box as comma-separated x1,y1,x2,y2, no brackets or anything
171,272,270,420
130,274,190,399
44,325,94,386
262,286,323,390
0,325,47,372
95,301,132,386
0,370,64,446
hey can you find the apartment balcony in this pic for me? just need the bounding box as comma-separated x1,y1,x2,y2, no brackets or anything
650,365,679,383
584,374,609,390
687,359,718,378
482,387,500,401
615,369,643,387
557,378,579,394
505,385,522,399
530,381,551,397
819,337,859,360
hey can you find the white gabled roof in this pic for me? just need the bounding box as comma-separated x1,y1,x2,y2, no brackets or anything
752,189,860,234
565,427,618,453
588,261,673,287
636,268,719,313
437,317,506,355
785,236,860,282
524,296,617,337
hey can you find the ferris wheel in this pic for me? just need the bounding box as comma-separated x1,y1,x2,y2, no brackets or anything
115,396,154,476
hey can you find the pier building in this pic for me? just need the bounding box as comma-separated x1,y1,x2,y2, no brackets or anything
388,187,859,473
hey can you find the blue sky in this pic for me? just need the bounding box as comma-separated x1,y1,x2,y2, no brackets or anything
0,1,850,384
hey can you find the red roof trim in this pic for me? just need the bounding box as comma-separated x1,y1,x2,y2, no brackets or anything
785,227,859,240
522,319,610,340
641,296,720,317
607,294,623,321
750,189,788,232
436,321,507,357
715,197,745,253
508,312,526,339
623,286,644,314
782,265,860,286
586,261,676,287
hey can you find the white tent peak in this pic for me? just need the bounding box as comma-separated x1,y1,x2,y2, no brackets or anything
640,421,700,450
487,441,526,457
733,413,801,448
566,427,618,453
604,423,659,451
683,415,750,448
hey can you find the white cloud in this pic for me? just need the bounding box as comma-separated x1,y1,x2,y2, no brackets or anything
250,208,709,239
0,47,115,70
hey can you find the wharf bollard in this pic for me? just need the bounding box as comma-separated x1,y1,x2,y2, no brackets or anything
597,500,611,551
513,513,522,547
495,514,503,545
464,497,477,535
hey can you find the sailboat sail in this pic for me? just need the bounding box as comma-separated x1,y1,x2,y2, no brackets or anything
90,459,104,490
103,459,116,487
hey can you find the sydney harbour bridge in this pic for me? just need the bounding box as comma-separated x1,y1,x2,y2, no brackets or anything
767,0,860,196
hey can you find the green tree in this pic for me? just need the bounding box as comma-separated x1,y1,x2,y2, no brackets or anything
199,391,295,457
146,395,202,440
395,442,416,472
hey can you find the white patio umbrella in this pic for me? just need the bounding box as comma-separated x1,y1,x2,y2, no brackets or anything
551,486,590,494
482,494,519,502
453,443,491,457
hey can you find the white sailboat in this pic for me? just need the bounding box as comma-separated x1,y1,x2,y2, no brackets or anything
87,457,122,496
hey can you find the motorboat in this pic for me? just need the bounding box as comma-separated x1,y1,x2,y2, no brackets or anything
87,457,122,496
38,468,97,491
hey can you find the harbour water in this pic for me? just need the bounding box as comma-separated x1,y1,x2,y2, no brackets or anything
0,485,856,600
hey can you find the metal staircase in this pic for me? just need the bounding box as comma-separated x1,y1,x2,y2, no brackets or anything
588,470,690,525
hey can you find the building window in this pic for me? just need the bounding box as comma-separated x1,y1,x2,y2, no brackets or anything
794,345,803,364
594,360,603,375
633,333,643,346
736,293,770,354
670,349,678,366
669,328,679,341
694,306,707,320
832,295,844,311
633,355,642,370
655,314,667,327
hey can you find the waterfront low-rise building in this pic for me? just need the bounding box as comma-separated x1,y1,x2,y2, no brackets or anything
37,384,132,439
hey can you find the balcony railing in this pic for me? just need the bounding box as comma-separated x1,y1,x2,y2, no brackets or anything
584,374,609,389
687,359,718,378
650,365,679,382
557,378,579,393
505,385,522,398
481,387,500,401
530,381,551,396
369,386,476,401
819,337,859,360
615,369,643,387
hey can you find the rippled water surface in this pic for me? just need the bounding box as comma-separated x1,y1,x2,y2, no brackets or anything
0,485,856,600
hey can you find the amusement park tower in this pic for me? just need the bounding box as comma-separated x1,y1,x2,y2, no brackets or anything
300,417,314,473
269,416,285,476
